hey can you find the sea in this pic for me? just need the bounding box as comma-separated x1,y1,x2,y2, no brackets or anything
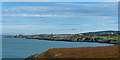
2,36,115,58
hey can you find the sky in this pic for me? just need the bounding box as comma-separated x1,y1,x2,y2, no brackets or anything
2,0,120,2
2,2,118,35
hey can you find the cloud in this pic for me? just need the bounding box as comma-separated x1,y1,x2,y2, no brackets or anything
3,14,72,18
98,20,115,23
3,2,117,16
3,6,49,13
55,3,116,7
96,20,117,26
104,21,115,23
2,14,84,18
3,14,56,17
60,24,79,25
82,24,91,26
103,17,112,18
2,2,118,34
3,14,116,20
111,23,120,26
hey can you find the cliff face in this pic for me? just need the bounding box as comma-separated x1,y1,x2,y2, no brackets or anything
26,45,119,59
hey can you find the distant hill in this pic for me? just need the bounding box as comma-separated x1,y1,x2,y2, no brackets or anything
80,30,120,35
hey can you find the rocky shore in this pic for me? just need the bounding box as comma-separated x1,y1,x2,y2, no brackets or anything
5,34,119,44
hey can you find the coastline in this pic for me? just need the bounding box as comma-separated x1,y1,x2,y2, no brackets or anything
4,31,120,59
5,34,119,45
3,36,115,58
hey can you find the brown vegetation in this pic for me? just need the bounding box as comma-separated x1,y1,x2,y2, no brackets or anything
36,45,119,58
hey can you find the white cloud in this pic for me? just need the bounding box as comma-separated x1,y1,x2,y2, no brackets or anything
111,24,120,26
96,20,116,26
3,14,115,19
103,17,112,18
3,6,51,12
56,3,115,7
96,20,118,26
3,14,83,18
96,22,106,25
3,14,58,17
3,3,117,17
82,24,91,26
98,20,115,23
104,21,115,23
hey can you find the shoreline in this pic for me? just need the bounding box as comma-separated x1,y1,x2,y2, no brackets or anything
5,34,119,45
4,32,119,59
3,37,115,58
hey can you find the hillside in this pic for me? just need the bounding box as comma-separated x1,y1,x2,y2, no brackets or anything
80,30,120,35
26,45,119,59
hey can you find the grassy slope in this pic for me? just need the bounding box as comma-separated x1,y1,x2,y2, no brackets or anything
36,45,119,58
91,35,120,41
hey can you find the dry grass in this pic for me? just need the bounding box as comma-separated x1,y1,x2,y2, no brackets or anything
36,45,119,58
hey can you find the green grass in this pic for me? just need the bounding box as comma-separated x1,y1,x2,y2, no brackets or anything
92,35,120,41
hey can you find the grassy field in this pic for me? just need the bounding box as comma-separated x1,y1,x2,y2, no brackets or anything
91,35,120,41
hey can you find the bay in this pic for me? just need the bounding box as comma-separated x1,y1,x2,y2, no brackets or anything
2,36,114,58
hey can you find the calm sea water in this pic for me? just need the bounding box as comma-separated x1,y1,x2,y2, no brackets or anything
2,36,114,58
